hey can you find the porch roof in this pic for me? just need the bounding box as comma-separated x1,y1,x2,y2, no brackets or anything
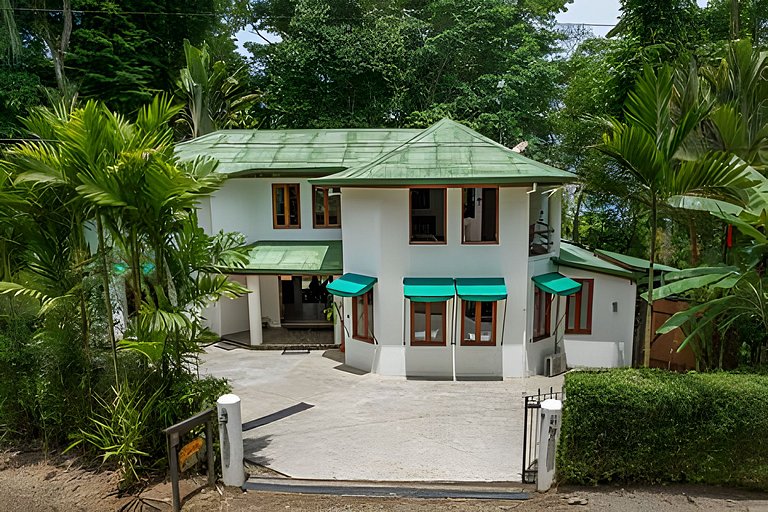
554,243,636,279
222,240,343,275
595,248,678,273
312,119,575,186
175,128,421,177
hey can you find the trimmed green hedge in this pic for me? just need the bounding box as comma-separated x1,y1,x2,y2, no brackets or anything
558,369,768,489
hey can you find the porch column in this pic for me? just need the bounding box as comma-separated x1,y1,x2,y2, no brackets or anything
246,275,263,346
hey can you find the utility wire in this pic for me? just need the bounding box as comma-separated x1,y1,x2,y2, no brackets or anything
0,6,618,27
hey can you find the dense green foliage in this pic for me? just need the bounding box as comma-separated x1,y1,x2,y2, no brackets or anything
248,0,568,145
0,97,247,487
559,369,768,489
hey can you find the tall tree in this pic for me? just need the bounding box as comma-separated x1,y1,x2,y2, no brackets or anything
248,0,568,145
597,64,759,367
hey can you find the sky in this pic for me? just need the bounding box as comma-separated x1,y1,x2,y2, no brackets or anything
233,0,709,54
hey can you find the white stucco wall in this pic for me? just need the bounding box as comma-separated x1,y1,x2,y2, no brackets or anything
340,187,531,378
207,177,342,243
559,268,636,368
259,275,282,327
219,275,250,335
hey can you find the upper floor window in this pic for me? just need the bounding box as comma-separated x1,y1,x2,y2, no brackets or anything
461,300,497,346
532,286,552,341
313,186,341,228
411,301,447,346
565,279,593,335
462,187,498,244
410,188,446,244
273,184,301,229
352,290,374,342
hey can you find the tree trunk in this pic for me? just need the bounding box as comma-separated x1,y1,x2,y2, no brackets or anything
689,216,699,267
97,214,120,386
130,226,142,315
572,188,584,243
37,0,73,94
643,196,657,368
731,0,740,40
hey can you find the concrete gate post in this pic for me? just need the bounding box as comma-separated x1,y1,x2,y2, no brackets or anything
217,394,245,487
537,398,562,492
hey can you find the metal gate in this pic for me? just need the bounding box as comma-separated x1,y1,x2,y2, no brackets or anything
521,387,563,484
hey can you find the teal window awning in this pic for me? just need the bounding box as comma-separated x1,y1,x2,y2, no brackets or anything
403,278,456,302
532,272,582,296
455,278,507,301
327,273,377,297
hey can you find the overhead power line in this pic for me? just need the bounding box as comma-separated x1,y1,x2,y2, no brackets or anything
0,6,618,27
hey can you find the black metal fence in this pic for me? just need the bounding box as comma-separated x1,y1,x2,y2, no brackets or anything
521,387,563,484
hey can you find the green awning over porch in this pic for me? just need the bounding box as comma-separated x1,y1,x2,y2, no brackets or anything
532,272,582,296
327,273,377,297
454,278,507,301
222,240,343,275
403,278,456,302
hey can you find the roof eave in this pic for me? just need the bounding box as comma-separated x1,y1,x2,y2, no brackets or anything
552,257,637,280
309,175,576,186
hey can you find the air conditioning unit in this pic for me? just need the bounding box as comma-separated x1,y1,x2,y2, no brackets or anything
544,353,567,377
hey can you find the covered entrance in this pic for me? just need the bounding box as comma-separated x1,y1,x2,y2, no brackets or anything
212,240,343,347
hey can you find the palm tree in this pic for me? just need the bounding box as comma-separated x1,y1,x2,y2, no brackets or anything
597,64,760,367
177,40,261,138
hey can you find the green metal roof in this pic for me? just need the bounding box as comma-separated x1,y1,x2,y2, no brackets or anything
175,128,421,177
595,249,678,273
223,240,342,274
312,119,575,186
403,277,456,303
555,243,636,279
327,273,377,297
532,272,582,296
454,278,508,302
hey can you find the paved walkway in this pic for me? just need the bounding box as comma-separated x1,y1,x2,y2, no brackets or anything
200,347,563,482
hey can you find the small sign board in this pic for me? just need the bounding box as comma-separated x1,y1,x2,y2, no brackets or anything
178,437,206,472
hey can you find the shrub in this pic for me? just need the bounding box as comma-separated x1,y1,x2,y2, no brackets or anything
558,369,768,490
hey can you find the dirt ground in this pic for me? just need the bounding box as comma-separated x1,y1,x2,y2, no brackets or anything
2,450,768,512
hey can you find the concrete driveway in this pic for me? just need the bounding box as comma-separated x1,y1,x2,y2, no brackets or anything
200,347,563,482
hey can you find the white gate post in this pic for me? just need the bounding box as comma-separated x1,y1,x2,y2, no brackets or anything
217,394,245,487
536,398,562,492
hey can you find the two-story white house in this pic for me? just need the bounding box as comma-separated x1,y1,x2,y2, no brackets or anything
177,119,637,378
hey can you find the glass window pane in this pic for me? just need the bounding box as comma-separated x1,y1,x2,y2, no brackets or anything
480,302,494,342
481,188,497,242
328,192,341,226
288,185,300,225
429,302,445,342
275,186,285,225
410,189,445,243
462,188,497,243
314,187,325,226
366,292,373,335
463,301,477,341
413,302,426,341
354,295,366,338
567,296,576,331
579,281,591,330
